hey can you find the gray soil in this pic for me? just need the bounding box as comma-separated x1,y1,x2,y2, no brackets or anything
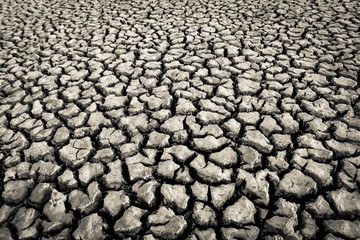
0,0,360,239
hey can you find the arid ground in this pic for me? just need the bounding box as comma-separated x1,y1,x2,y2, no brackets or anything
0,0,360,239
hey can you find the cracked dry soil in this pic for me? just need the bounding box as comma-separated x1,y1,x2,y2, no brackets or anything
1,0,360,239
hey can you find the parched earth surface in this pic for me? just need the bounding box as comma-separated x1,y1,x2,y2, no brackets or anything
1,0,360,239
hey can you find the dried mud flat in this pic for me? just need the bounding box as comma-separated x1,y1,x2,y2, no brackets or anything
0,0,360,239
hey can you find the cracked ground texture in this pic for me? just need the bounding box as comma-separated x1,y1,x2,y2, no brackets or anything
0,0,360,239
